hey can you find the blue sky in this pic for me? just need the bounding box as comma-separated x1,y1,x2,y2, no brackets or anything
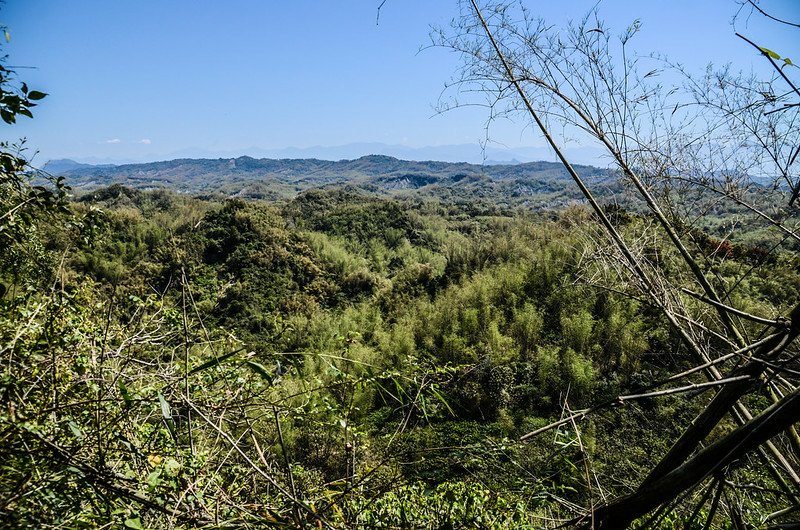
2,0,798,164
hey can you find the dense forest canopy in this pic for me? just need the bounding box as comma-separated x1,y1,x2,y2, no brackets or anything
2,1,799,529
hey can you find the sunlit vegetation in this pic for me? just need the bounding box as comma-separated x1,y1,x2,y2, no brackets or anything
3,1,800,526
3,176,798,527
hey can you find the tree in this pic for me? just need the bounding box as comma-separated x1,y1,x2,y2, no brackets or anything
435,0,800,526
0,27,68,291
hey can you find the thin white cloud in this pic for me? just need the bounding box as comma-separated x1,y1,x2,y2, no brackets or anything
138,138,151,145
104,138,121,144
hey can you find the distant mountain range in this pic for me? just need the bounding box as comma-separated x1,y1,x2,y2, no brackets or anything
48,142,607,167
206,142,607,166
43,154,621,209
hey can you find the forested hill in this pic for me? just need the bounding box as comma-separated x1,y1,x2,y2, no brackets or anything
44,155,617,206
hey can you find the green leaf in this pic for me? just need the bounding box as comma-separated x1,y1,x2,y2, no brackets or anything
784,57,793,66
158,393,171,420
431,386,455,416
146,470,162,489
188,347,246,375
115,432,135,453
244,361,274,384
163,457,181,477
68,421,84,440
27,90,47,101
66,466,85,477
119,381,132,407
758,46,781,60
124,517,144,530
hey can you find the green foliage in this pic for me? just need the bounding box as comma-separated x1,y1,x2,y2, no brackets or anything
2,4,798,524
344,480,535,528
0,40,68,293
0,49,47,124
2,174,797,526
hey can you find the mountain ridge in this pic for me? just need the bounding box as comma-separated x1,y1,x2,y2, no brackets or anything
45,141,606,167
48,154,619,209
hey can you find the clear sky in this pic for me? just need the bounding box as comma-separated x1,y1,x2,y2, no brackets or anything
2,0,798,164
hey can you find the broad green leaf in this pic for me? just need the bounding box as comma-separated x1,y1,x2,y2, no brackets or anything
68,421,84,440
245,361,274,384
124,517,144,530
146,470,162,488
66,466,84,477
157,393,171,420
27,90,48,101
758,46,781,60
163,457,181,477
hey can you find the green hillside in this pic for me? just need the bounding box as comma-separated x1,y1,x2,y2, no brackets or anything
47,155,615,208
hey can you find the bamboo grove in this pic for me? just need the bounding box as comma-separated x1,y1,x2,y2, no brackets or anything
2,2,800,528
